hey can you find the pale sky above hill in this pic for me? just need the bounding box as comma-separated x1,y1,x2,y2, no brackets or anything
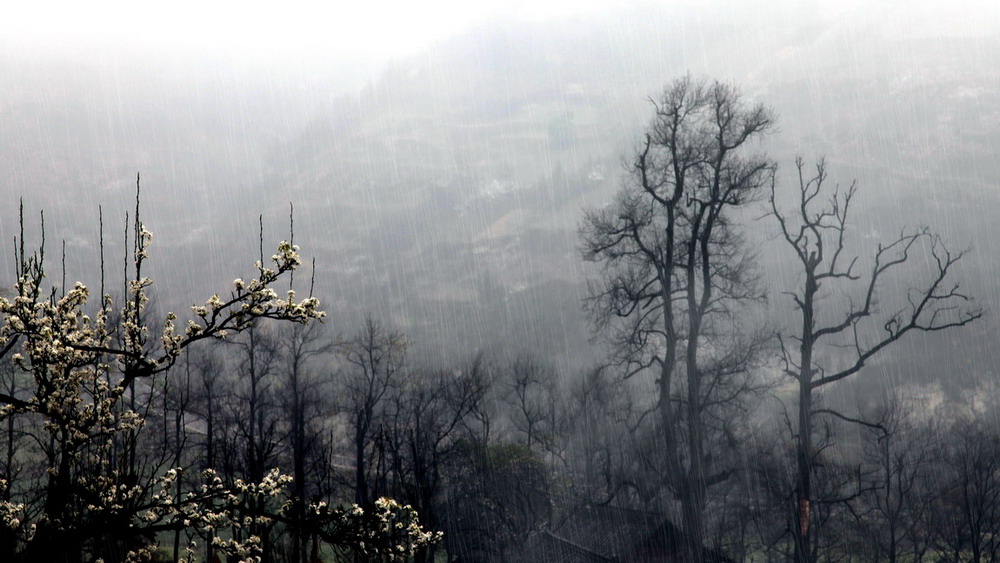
3,0,997,86
4,0,997,68
2,0,614,62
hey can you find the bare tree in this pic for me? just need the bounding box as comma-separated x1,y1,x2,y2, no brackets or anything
335,314,406,508
277,321,333,563
931,418,1000,563
227,322,283,561
163,350,196,563
769,157,982,563
581,75,774,562
849,397,938,563
561,364,638,505
501,354,564,455
185,347,225,562
388,365,490,563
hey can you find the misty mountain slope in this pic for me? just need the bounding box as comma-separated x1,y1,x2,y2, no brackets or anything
757,24,1000,396
238,9,831,364
240,7,1000,376
2,4,999,380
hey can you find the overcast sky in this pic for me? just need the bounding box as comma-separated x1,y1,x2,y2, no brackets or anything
3,0,617,63
5,1,997,69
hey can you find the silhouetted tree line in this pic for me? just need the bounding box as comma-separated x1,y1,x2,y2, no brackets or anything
0,76,991,562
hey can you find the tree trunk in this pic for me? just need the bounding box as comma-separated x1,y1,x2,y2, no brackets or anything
795,272,816,563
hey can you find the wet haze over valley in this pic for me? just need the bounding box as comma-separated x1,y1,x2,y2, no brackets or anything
3,0,1000,411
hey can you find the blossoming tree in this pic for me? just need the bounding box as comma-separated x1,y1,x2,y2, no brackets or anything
0,188,439,562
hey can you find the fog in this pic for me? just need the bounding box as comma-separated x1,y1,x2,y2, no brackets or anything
2,1,1000,560
5,0,997,372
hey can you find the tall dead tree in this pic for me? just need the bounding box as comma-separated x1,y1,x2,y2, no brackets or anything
581,76,775,562
769,158,981,563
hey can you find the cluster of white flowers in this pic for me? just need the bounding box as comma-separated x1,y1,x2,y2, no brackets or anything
179,241,325,352
0,215,419,560
0,494,24,530
212,535,261,563
122,467,288,561
232,467,293,497
123,544,157,563
175,542,198,563
134,225,153,262
302,496,442,558
370,497,443,555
